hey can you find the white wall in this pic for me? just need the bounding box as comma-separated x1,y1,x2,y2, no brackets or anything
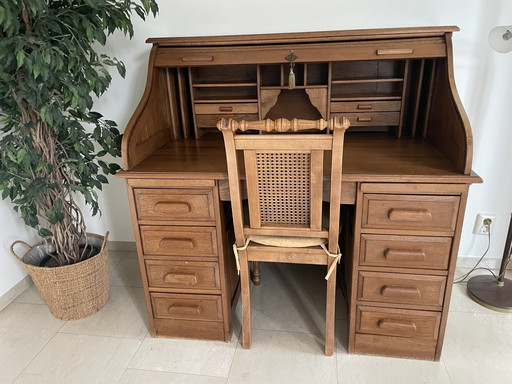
1,0,511,296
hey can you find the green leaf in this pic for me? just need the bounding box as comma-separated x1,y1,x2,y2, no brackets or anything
38,228,53,238
16,51,25,68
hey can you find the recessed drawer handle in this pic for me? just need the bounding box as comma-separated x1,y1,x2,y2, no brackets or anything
219,106,233,112
154,201,191,213
168,304,202,315
163,273,199,285
159,238,195,249
376,48,414,55
357,104,373,110
181,56,214,62
388,208,432,222
381,285,421,298
378,318,417,332
357,117,372,122
384,249,426,261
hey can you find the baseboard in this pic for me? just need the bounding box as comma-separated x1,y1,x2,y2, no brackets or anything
457,256,512,271
0,276,33,312
107,240,136,252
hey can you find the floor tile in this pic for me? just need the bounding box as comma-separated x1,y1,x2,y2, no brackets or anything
129,333,238,377
13,333,141,384
0,303,65,384
119,369,227,384
13,285,45,305
59,286,148,338
227,329,337,384
250,263,347,335
442,311,512,383
110,256,143,287
109,250,129,270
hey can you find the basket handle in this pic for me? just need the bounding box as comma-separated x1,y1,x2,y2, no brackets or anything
100,231,109,253
10,240,32,259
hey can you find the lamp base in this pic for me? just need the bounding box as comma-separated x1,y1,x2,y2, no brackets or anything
467,275,512,313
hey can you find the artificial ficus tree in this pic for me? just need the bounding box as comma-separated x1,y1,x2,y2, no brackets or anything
0,0,158,265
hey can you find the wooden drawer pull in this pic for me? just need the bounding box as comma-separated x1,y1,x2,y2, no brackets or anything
154,201,191,213
181,56,214,62
219,106,233,112
357,117,373,122
168,304,202,315
384,248,426,261
388,208,432,222
378,318,417,332
163,273,198,285
159,238,195,249
376,48,414,55
381,285,421,298
357,104,373,110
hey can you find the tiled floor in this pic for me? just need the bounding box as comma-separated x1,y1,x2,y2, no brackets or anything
2,251,512,384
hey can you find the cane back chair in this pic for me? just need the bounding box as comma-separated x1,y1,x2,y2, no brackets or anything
217,117,350,356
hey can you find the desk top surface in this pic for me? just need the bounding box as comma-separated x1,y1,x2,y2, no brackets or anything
119,133,481,184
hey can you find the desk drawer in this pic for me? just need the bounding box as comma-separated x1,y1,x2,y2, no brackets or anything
356,306,441,340
140,226,217,257
134,189,215,222
195,103,258,115
358,271,446,308
145,260,220,290
360,234,452,270
151,292,223,321
331,101,401,113
332,112,399,126
362,194,460,232
196,113,258,128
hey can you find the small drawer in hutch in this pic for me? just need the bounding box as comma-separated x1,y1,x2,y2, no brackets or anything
145,260,221,291
134,189,215,222
357,271,446,308
333,112,400,127
360,234,452,270
194,103,258,115
362,194,460,232
331,101,401,113
140,226,217,257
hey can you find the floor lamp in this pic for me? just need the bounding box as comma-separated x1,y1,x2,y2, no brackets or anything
467,214,512,312
467,26,512,311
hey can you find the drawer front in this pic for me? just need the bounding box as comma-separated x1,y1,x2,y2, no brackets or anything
332,112,399,126
362,194,460,232
353,333,437,360
140,226,217,257
154,38,446,67
151,293,223,321
356,306,441,339
195,103,258,115
134,189,215,222
360,234,452,270
195,113,258,128
358,271,446,307
145,260,220,290
331,101,401,113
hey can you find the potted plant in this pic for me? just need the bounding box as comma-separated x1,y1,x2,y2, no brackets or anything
0,0,158,320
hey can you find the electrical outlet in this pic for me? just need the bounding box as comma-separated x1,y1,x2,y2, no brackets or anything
473,213,496,234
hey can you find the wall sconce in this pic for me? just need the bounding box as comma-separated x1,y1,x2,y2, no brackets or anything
489,25,512,53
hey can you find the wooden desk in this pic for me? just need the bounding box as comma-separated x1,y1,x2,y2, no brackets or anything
119,26,482,360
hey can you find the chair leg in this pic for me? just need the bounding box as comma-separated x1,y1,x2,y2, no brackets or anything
239,249,252,349
251,261,261,286
325,259,337,356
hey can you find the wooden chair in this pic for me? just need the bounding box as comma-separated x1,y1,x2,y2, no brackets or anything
217,117,350,356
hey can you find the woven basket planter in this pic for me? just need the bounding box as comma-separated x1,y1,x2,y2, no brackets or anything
11,233,110,320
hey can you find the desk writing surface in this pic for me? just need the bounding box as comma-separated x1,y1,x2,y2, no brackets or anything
121,133,480,184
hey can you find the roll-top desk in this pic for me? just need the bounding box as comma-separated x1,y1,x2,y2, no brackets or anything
118,26,482,360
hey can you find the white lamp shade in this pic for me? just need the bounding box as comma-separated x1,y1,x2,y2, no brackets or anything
489,25,512,53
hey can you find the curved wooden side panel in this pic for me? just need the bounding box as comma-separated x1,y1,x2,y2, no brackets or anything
426,33,473,174
122,46,173,170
